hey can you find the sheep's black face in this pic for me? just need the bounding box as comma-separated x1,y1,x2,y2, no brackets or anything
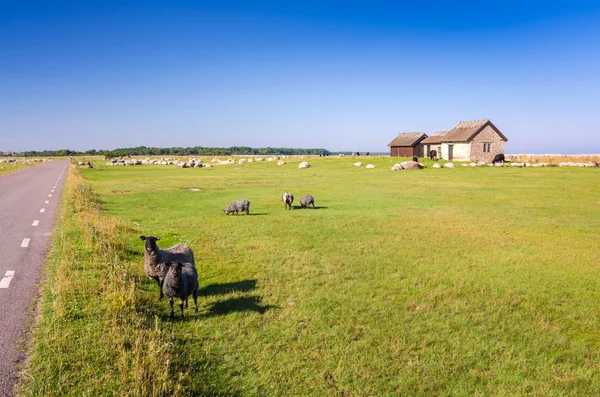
171,262,183,275
141,235,160,252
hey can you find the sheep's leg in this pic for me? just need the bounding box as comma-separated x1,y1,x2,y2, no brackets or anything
179,299,185,319
169,297,175,318
157,279,164,300
193,288,198,313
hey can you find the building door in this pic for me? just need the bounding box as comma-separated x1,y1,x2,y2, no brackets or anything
448,144,453,161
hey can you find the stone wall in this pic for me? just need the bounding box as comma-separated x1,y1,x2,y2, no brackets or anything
470,125,505,162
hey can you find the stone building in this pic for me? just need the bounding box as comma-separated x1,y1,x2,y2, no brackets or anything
418,120,507,161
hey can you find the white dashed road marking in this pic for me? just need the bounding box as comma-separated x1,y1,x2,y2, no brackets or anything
21,238,30,248
45,200,49,204
32,220,39,226
48,194,52,197
40,208,45,213
0,271,15,289
51,190,55,193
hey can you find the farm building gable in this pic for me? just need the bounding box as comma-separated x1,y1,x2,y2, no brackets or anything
442,119,507,143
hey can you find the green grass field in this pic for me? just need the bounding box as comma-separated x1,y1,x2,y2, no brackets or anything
19,157,600,396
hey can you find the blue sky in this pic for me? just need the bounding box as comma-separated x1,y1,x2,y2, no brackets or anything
1,0,599,153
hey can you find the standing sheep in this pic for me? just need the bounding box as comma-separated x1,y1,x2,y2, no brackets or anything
224,199,250,215
282,192,294,210
162,262,199,319
140,236,195,300
300,194,315,209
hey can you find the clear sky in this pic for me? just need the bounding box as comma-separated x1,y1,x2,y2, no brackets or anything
1,0,599,153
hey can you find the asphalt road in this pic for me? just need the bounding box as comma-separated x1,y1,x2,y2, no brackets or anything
0,160,69,397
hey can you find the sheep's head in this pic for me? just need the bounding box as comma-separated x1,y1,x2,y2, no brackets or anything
169,262,183,276
140,235,160,253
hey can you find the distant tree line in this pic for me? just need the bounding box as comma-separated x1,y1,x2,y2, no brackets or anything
17,146,331,158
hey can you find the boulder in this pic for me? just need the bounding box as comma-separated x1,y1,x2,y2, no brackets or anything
400,161,423,170
277,160,286,166
299,161,310,169
366,164,375,169
354,162,363,167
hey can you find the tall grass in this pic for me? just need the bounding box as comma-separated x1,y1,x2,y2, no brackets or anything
18,170,204,396
19,157,600,396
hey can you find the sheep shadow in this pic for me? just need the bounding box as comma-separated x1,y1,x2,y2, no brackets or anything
199,279,257,297
292,206,328,210
225,213,268,216
206,296,276,316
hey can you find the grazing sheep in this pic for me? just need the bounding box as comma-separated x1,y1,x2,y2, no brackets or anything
224,199,250,215
162,262,199,319
140,236,195,300
429,150,438,160
282,192,294,210
491,153,505,164
300,194,315,209
298,161,310,169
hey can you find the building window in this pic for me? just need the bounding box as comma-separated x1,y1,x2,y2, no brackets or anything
483,143,491,152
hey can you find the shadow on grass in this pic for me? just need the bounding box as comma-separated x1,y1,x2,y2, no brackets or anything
292,206,328,210
225,213,268,216
207,296,276,316
200,279,257,297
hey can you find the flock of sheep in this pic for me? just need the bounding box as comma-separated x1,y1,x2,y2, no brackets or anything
140,192,317,319
223,192,316,215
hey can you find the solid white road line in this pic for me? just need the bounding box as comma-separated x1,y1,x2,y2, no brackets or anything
32,220,39,226
40,208,45,213
0,271,15,289
21,238,30,248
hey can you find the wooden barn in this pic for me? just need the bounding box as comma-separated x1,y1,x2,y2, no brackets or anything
387,132,427,157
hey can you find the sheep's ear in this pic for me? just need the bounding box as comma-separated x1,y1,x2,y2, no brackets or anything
156,236,161,241
140,236,146,240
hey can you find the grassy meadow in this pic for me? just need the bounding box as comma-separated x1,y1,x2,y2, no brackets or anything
18,156,600,396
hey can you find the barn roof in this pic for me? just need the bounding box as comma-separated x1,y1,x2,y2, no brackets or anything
442,119,507,142
387,132,428,147
421,131,448,144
